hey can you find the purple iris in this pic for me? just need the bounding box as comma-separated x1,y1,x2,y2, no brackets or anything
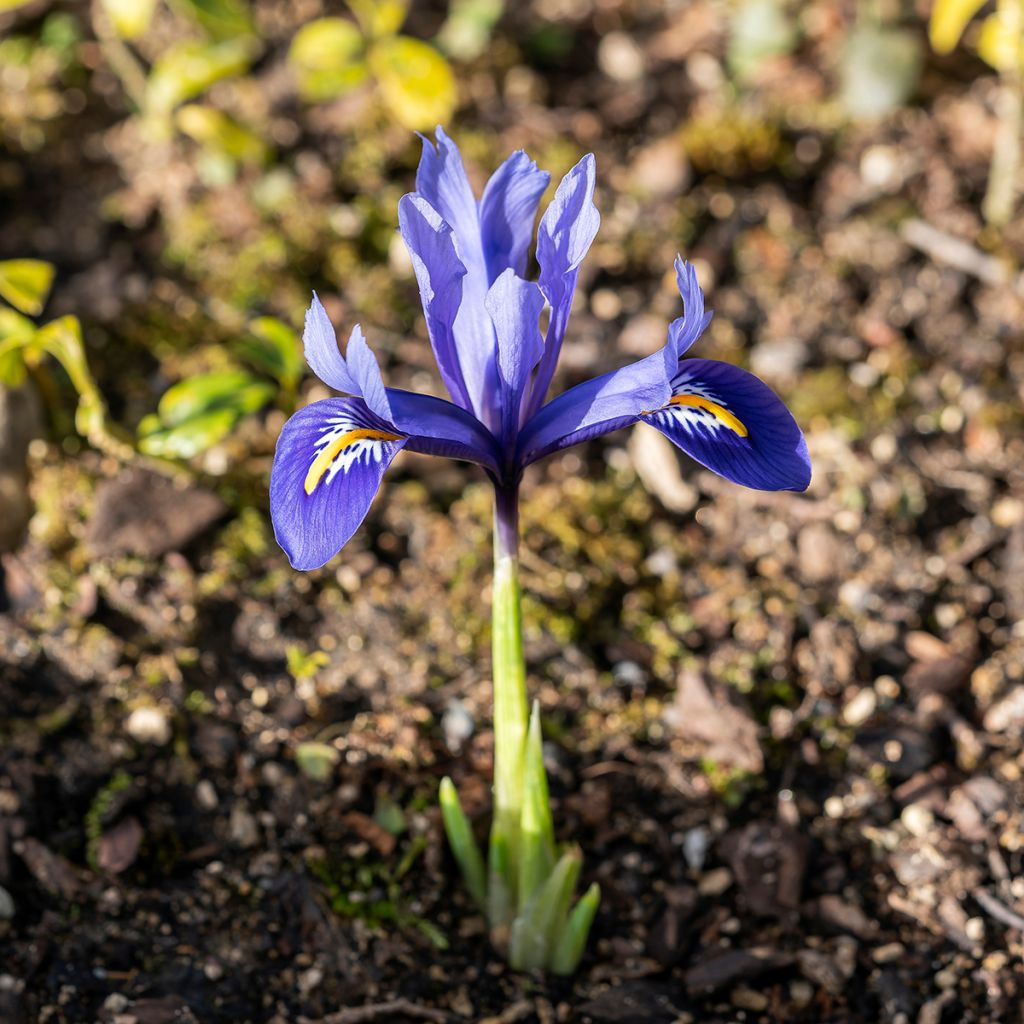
270,128,811,570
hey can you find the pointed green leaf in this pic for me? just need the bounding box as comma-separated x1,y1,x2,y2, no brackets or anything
509,848,581,971
840,25,922,121
0,260,55,316
550,882,600,975
929,0,987,54
0,308,36,386
288,18,369,102
295,741,340,782
175,104,269,164
369,35,456,130
236,316,303,389
348,0,408,39
518,701,556,911
156,369,271,427
437,0,504,60
100,0,160,39
145,39,254,116
173,0,255,40
138,407,238,458
977,11,1020,71
439,777,487,911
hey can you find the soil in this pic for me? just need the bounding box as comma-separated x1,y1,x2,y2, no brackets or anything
2,2,1024,1022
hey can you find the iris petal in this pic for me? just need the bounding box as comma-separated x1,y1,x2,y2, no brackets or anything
518,348,674,466
398,194,474,412
413,129,500,428
526,154,600,417
303,293,359,395
668,258,713,357
486,269,545,445
480,150,550,281
270,397,407,570
386,388,502,472
645,358,811,491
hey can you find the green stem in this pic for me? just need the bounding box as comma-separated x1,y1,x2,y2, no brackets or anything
488,483,528,927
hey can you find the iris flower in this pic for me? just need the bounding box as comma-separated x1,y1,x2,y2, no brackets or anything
270,128,809,569
269,129,810,972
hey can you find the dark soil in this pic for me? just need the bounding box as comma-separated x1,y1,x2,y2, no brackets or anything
2,2,1024,1022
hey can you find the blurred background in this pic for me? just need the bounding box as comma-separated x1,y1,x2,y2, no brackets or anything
1,1,1023,1021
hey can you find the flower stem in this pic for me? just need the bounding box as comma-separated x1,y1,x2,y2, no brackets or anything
489,484,528,927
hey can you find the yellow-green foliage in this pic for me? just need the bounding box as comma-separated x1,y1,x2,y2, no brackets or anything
288,3,456,130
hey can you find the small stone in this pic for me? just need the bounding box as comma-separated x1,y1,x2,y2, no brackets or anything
964,917,985,942
442,699,474,753
824,796,845,819
126,706,171,746
196,780,218,811
597,32,645,83
843,688,877,726
860,145,898,188
872,942,905,963
229,804,259,848
901,803,934,838
731,987,768,1011
682,827,709,871
789,980,813,1008
797,949,846,994
697,867,733,896
798,523,837,584
983,687,1024,734
0,885,13,920
992,496,1024,527
298,966,323,995
103,994,130,1013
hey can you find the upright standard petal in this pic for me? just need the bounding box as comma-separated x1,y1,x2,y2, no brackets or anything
668,259,713,357
526,154,600,417
415,127,485,276
479,150,550,282
486,269,545,445
643,359,811,491
414,129,499,428
303,293,360,395
270,397,407,570
398,194,472,412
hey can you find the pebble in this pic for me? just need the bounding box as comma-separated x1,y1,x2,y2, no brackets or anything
789,980,813,1008
838,579,872,612
843,688,877,726
597,32,645,83
683,827,709,871
196,780,218,811
0,885,13,920
126,706,171,746
697,867,733,896
298,966,323,995
900,803,934,838
229,804,259,848
873,942,905,963
442,699,474,753
983,687,1024,734
731,987,768,1011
